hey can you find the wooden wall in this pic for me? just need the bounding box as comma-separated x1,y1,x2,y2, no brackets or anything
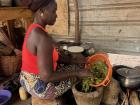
53,0,140,55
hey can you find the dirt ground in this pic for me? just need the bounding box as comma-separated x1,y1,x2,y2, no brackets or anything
8,89,77,105
0,77,77,105
7,92,31,105
10,97,31,105
0,77,31,105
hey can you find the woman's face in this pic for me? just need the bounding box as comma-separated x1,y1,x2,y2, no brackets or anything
43,2,57,25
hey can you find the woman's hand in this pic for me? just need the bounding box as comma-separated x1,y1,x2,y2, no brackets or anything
78,69,93,79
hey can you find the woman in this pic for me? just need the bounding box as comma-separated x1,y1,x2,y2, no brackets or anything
20,0,93,99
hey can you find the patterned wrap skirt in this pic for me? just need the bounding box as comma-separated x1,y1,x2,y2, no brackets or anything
20,65,78,99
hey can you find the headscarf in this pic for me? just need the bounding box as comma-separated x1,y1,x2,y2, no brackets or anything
20,0,52,12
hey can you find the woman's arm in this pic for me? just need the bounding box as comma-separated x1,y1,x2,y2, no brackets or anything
37,34,78,83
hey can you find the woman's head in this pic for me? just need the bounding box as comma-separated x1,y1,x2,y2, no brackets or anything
20,0,57,25
38,0,57,25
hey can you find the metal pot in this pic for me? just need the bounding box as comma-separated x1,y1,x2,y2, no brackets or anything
58,40,79,51
113,65,140,89
80,42,95,57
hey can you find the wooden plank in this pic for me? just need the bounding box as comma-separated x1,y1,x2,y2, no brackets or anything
70,7,140,22
69,24,140,38
70,3,140,11
46,0,68,35
82,38,140,54
89,0,140,6
69,0,140,6
108,53,140,67
52,0,140,55
0,7,32,21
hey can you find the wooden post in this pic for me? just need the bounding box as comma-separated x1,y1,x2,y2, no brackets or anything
6,20,16,47
23,17,33,31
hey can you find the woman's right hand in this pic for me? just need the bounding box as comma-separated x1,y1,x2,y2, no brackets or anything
78,69,93,79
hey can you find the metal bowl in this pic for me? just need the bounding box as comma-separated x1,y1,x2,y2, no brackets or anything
113,65,140,89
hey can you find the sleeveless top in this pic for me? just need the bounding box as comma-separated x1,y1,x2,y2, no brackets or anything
21,24,59,74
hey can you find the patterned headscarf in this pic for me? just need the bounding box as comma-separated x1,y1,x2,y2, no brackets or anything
20,0,52,12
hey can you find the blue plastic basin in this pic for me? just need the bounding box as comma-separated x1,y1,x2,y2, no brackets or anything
0,90,12,105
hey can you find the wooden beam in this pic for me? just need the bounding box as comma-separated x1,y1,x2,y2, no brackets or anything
130,91,140,105
0,7,32,21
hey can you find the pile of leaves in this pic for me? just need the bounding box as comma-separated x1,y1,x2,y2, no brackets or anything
82,60,107,92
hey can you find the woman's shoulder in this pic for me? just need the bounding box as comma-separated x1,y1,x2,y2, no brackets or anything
33,27,47,36
34,28,53,44
27,26,49,45
28,24,47,35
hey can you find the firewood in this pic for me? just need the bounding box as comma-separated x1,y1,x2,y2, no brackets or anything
129,91,140,105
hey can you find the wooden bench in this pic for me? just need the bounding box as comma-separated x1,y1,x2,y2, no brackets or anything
32,97,58,105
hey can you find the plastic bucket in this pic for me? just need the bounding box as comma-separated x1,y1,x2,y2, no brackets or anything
85,53,112,87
